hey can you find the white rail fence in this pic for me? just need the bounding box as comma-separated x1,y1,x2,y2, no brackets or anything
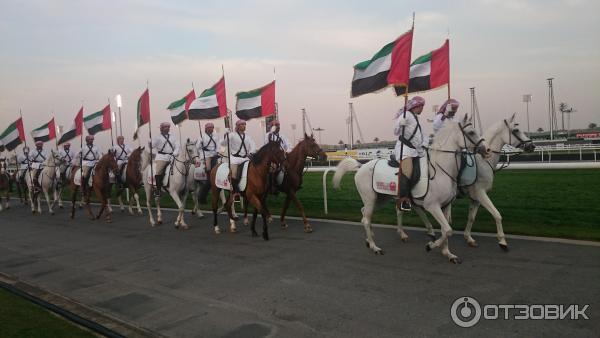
307,162,600,215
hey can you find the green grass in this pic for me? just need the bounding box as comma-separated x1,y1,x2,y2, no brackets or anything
67,169,600,241
0,288,96,338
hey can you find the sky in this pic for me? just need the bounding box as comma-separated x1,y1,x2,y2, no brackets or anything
1,0,599,150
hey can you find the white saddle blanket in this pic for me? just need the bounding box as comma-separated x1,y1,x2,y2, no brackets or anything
372,158,428,199
146,163,171,186
215,162,249,191
74,168,116,186
193,161,208,181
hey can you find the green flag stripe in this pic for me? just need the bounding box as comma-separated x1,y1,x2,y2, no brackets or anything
353,40,395,71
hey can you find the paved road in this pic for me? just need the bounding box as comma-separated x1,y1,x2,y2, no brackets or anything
0,205,598,337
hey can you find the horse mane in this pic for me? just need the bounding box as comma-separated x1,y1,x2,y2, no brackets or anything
484,119,508,146
251,141,279,165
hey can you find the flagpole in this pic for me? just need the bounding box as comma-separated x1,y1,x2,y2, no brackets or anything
52,114,58,151
108,98,114,148
146,81,155,196
20,109,35,193
221,65,233,179
397,13,415,208
447,28,451,100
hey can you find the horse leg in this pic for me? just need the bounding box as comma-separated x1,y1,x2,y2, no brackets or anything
84,191,95,220
361,203,383,254
212,187,222,234
250,205,259,237
464,200,481,247
70,187,78,219
414,205,436,240
145,185,156,226
134,192,143,215
475,190,507,251
117,189,125,213
44,187,54,215
173,191,188,229
395,207,409,242
290,192,312,233
223,192,237,233
57,186,64,208
280,194,292,229
243,198,250,226
425,206,460,264
248,194,269,241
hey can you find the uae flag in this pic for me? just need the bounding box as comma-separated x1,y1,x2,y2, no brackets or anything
134,89,150,140
85,104,111,135
31,118,57,143
351,30,413,98
235,81,276,121
188,77,227,120
0,118,26,151
395,39,450,95
168,89,195,125
58,107,84,145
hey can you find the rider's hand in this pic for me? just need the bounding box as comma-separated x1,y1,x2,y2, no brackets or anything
397,117,408,126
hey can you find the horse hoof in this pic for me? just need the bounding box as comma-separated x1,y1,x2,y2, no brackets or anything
214,227,222,235
427,234,436,241
262,232,269,241
174,224,179,229
400,236,408,242
50,212,55,216
229,227,237,233
425,242,432,252
106,219,112,223
252,231,259,237
232,215,239,221
375,249,385,255
468,241,479,248
304,227,313,233
157,220,163,225
450,257,462,264
180,225,189,230
267,216,273,224
190,210,196,215
499,243,509,252
365,240,369,248
281,223,288,229
59,205,64,209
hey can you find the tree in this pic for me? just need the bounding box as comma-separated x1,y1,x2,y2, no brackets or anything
338,140,344,145
537,127,544,132
589,123,598,129
373,137,380,143
356,140,362,145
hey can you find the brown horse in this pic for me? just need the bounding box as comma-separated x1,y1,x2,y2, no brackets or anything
242,134,326,232
0,158,10,211
114,147,145,215
70,151,119,222
210,141,286,240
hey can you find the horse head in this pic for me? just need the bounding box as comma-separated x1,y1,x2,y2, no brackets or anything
252,141,286,169
503,113,535,152
183,138,198,163
104,149,119,173
458,114,489,156
302,133,326,160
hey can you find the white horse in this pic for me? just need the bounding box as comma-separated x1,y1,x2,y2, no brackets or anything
411,114,535,250
143,139,198,228
333,114,489,263
25,150,61,215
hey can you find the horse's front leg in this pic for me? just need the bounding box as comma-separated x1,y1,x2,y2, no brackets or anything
212,187,222,234
248,194,268,241
134,192,143,215
425,205,460,264
279,193,292,229
145,185,156,226
290,192,311,233
172,190,188,229
44,187,54,215
474,190,507,251
414,205,436,240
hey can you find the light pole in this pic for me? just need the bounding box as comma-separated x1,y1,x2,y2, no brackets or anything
523,94,532,134
313,127,324,145
116,94,123,136
291,123,297,145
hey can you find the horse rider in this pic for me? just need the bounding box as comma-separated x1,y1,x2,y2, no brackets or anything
433,98,460,133
150,122,180,197
30,141,48,191
196,122,220,202
394,96,426,211
17,146,31,184
113,135,131,187
58,142,75,180
222,119,255,198
264,119,290,194
81,135,101,189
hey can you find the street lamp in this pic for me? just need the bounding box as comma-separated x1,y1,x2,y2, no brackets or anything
523,94,532,134
116,94,123,136
313,127,325,145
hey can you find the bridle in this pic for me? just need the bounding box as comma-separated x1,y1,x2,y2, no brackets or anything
504,119,533,150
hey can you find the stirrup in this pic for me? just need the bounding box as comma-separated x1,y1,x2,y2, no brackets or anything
400,200,412,211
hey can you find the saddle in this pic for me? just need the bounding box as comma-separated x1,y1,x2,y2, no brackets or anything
214,162,249,192
146,162,172,187
372,156,428,199
74,167,116,187
193,161,208,181
458,153,477,187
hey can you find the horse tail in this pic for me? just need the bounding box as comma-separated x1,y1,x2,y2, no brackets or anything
332,157,361,190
